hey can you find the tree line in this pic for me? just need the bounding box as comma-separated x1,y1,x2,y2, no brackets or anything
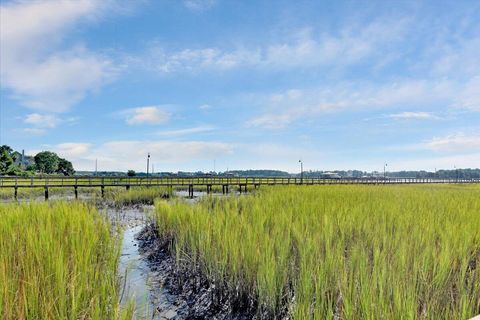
0,145,75,176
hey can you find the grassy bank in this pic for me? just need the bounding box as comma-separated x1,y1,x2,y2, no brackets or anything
0,202,132,319
155,185,480,319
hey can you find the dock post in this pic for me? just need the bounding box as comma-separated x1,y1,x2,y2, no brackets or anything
126,185,130,191
188,184,194,198
101,185,105,198
14,186,18,200
44,187,49,201
74,186,78,199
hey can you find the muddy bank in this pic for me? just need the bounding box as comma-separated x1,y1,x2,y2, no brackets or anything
136,224,283,320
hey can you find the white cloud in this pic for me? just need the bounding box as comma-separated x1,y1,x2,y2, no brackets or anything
156,126,215,137
55,143,92,157
425,133,480,153
386,112,438,120
123,106,171,125
0,0,116,112
35,140,233,171
24,113,60,128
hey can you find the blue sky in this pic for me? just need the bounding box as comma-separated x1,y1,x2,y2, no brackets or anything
0,0,479,173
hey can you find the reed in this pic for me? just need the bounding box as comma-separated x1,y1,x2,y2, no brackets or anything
154,184,480,319
0,202,133,319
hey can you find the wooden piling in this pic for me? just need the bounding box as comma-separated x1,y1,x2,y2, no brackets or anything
14,186,18,200
101,185,105,198
188,184,194,198
44,187,49,201
74,186,78,199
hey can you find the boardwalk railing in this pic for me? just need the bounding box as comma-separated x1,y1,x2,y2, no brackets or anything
1,176,478,200
1,175,479,188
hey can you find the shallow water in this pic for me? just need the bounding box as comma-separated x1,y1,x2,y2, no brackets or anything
119,225,160,319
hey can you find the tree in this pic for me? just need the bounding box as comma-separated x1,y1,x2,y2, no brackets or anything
34,151,59,174
0,149,14,175
57,158,75,176
127,170,136,177
0,145,13,155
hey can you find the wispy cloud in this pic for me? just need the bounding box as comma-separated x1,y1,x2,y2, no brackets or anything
20,128,47,135
156,126,215,137
183,0,216,11
134,18,409,74
247,79,457,129
386,112,439,120
121,106,171,125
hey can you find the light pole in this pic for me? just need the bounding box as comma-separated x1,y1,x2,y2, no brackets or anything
384,163,387,179
146,153,150,179
299,160,303,184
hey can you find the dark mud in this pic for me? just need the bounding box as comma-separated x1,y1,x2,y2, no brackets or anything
136,224,275,320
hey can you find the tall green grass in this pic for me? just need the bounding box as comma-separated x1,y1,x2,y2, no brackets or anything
0,202,132,319
155,185,480,319
106,186,170,206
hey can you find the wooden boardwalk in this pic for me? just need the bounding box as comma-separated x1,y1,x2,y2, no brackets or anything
1,176,479,200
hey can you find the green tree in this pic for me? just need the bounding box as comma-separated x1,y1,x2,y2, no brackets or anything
127,170,136,177
34,151,59,174
0,149,15,175
57,158,75,176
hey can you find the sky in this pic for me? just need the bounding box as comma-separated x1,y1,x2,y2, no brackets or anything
0,0,479,173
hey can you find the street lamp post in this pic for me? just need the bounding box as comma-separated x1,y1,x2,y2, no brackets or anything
384,163,388,180
299,160,303,184
146,153,150,180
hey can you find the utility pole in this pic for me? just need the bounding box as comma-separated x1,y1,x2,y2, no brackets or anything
299,160,303,184
147,153,150,179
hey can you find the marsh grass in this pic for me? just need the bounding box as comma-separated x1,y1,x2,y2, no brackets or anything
0,202,133,319
106,186,170,206
155,185,480,319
